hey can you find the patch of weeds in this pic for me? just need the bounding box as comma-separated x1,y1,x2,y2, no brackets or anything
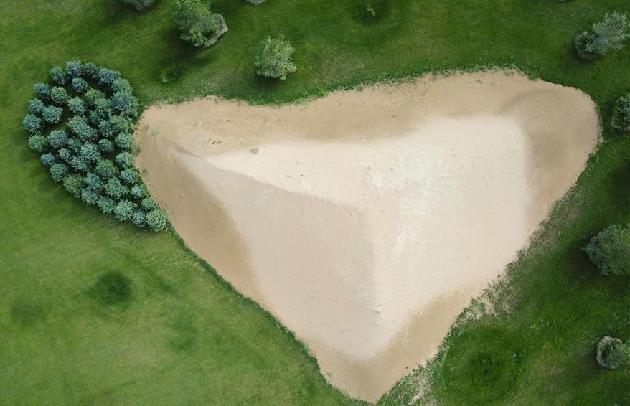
88,272,133,306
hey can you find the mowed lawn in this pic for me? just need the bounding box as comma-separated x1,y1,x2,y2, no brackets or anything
0,0,629,405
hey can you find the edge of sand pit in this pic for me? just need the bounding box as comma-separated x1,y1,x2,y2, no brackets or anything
134,69,601,403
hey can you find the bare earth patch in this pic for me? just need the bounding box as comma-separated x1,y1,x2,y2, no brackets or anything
135,71,599,402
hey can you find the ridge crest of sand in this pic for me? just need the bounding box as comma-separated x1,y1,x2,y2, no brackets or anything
136,71,599,402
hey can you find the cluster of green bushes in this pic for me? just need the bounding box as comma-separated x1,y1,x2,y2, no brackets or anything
22,61,168,232
573,11,629,60
116,0,296,80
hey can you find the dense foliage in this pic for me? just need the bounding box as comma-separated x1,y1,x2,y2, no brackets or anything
583,224,630,276
612,93,630,132
22,61,167,232
596,336,630,370
118,0,156,10
255,36,297,80
574,11,629,60
174,0,226,48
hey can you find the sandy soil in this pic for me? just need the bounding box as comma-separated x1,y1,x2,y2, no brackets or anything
135,71,599,402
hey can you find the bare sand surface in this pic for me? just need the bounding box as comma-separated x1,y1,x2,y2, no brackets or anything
135,71,599,402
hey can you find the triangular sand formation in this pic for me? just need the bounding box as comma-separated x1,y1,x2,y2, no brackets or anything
136,72,599,402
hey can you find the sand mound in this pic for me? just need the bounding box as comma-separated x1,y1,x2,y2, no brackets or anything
135,71,599,402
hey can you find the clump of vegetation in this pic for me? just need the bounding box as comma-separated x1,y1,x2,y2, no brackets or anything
22,61,168,231
612,93,630,132
118,0,156,10
583,224,630,276
574,11,629,60
89,271,133,306
174,0,227,48
255,36,297,80
596,336,630,370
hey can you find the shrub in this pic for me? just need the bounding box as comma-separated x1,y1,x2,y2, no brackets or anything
120,168,138,184
118,0,156,10
114,199,136,221
49,66,66,85
612,93,630,132
116,152,133,168
255,36,297,80
28,99,45,115
83,172,103,193
97,195,115,214
63,174,83,197
23,114,42,134
131,209,146,227
68,97,86,115
70,155,90,173
146,208,168,231
583,224,630,276
24,61,166,231
71,77,89,94
40,153,56,167
111,91,138,117
41,106,63,124
58,148,72,162
98,138,115,153
50,86,68,105
28,135,47,152
104,177,128,199
80,142,101,163
95,159,118,179
65,61,83,78
68,116,97,141
115,132,134,150
50,163,68,182
574,12,629,60
81,189,100,205
596,336,630,370
33,83,50,100
47,130,68,149
174,0,227,48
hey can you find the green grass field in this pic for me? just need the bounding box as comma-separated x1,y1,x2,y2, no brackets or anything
1,0,629,404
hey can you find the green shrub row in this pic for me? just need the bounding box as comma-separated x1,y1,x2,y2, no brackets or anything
23,61,168,232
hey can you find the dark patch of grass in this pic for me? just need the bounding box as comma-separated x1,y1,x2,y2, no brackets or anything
10,301,46,327
88,272,133,306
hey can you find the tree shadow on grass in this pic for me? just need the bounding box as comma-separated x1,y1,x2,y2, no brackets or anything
154,29,218,86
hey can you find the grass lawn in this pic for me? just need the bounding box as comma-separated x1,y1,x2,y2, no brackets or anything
1,0,629,404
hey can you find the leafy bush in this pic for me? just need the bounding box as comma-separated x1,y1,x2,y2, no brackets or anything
174,0,227,48
118,0,156,10
574,12,629,60
42,106,63,124
596,336,630,370
612,93,630,132
146,208,168,231
255,36,297,80
583,224,630,276
50,87,68,105
22,61,167,231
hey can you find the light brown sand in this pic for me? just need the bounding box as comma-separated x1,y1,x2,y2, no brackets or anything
135,71,599,402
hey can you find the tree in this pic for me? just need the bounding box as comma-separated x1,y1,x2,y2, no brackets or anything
146,208,168,231
40,153,56,167
28,135,47,153
574,12,629,60
47,129,68,149
23,114,42,134
104,177,128,199
41,106,63,124
28,99,45,115
612,93,630,132
114,200,136,222
68,97,86,115
49,66,66,85
50,86,68,105
596,336,630,369
174,0,227,48
583,224,630,276
49,163,68,182
63,174,83,198
118,0,156,10
255,36,297,80
71,77,89,94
